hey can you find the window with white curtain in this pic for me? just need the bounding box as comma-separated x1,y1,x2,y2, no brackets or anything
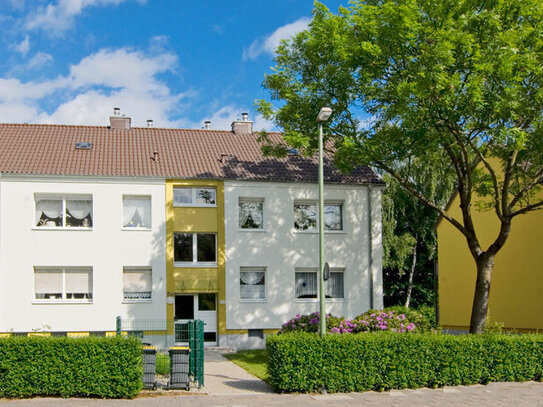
35,196,93,228
122,196,151,229
295,268,344,299
239,199,264,229
34,268,93,302
293,202,343,231
173,187,216,207
123,267,152,301
240,267,266,300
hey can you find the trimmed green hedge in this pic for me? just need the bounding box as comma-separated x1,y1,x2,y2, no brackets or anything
267,333,543,393
0,336,143,398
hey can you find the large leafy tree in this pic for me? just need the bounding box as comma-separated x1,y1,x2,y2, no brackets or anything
257,0,543,333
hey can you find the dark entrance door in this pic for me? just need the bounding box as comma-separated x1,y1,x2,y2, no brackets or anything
175,295,194,320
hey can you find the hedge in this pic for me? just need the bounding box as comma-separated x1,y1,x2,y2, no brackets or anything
0,336,143,398
267,332,543,393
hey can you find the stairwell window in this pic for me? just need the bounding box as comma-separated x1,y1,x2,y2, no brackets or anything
123,196,151,229
35,196,93,228
123,267,152,301
173,187,216,207
34,268,93,302
174,232,217,266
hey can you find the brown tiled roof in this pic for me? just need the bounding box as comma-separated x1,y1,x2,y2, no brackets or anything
0,124,383,185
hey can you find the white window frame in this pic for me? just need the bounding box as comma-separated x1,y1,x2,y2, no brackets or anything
293,201,344,232
34,195,93,230
294,267,345,302
240,267,267,302
173,187,217,207
238,198,265,231
122,266,152,303
122,195,152,230
173,232,218,267
33,267,93,303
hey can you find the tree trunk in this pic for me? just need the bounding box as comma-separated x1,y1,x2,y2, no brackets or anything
405,238,417,308
469,254,495,333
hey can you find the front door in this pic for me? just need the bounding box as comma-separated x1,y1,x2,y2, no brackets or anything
174,294,217,346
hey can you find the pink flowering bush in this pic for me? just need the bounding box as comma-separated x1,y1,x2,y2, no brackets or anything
279,307,435,335
279,312,344,334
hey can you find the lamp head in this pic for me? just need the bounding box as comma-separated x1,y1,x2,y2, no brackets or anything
317,107,333,122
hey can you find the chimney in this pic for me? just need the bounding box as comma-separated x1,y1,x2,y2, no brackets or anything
204,120,211,130
109,107,131,130
231,112,253,134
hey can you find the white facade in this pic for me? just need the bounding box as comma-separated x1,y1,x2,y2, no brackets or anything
0,175,166,333
223,180,383,346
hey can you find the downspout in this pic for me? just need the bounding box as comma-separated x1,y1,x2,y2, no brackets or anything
367,184,374,309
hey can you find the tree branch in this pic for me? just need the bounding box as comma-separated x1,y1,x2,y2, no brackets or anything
511,199,543,218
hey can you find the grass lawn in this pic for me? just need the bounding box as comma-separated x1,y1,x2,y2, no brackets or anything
224,350,269,383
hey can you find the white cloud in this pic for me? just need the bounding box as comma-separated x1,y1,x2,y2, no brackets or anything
15,35,30,56
242,17,310,61
28,52,53,68
0,47,185,127
25,0,146,35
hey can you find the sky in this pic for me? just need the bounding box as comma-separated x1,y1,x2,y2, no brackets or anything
0,0,346,131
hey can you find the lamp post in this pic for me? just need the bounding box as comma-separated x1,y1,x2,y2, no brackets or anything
317,107,332,337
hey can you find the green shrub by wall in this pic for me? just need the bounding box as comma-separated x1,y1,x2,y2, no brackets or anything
267,333,543,393
0,336,143,398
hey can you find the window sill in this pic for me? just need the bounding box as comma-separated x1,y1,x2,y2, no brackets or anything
121,227,152,231
32,227,93,231
238,229,267,233
122,299,152,304
174,262,218,268
292,230,346,234
173,204,217,208
295,298,346,303
240,299,268,303
32,300,93,305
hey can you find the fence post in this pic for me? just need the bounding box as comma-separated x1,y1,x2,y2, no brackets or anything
116,316,121,336
188,320,195,378
196,319,204,388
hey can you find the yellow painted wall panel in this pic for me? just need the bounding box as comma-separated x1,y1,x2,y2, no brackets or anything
438,191,543,330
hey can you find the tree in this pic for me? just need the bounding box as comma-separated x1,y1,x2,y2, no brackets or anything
256,0,543,333
382,160,454,308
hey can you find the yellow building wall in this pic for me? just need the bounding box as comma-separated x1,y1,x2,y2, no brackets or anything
165,180,226,336
438,193,543,331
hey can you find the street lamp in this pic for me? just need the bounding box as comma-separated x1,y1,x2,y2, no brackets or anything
317,107,332,337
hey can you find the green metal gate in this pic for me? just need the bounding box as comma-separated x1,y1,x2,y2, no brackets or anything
116,316,205,388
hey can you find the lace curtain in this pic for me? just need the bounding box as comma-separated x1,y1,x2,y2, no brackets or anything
240,271,265,299
66,200,92,220
123,198,151,227
295,272,317,298
35,200,62,224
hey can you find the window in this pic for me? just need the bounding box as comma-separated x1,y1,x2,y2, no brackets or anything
239,199,264,229
35,196,93,228
293,202,343,231
174,233,217,265
123,267,152,301
34,268,93,302
240,267,266,300
123,196,151,229
295,268,344,299
173,187,216,207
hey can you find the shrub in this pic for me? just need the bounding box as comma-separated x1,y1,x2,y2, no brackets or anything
267,332,543,393
279,312,344,334
279,307,434,335
0,336,142,398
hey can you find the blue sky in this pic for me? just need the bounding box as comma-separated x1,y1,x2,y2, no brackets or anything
0,0,345,131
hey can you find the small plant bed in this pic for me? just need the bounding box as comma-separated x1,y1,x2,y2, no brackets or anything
224,350,269,383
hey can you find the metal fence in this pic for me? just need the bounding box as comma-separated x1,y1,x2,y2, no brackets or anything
116,317,205,388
